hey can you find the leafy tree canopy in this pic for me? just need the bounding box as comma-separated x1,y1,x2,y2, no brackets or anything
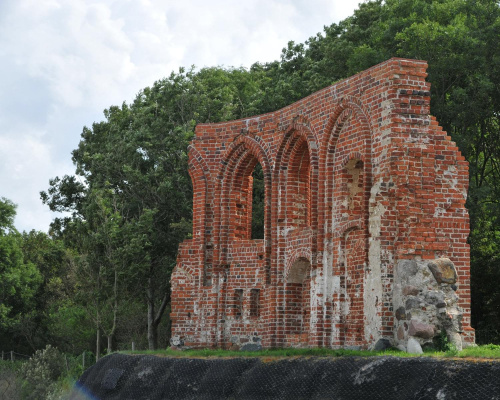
0,199,42,333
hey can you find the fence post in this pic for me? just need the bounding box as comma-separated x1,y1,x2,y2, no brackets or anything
82,351,85,370
1,350,3,360
132,341,135,351
11,351,14,362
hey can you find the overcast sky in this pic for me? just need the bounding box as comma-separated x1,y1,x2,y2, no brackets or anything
0,0,362,233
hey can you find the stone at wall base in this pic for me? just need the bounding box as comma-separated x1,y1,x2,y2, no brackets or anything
372,338,392,351
240,343,262,352
170,336,184,347
396,344,407,352
407,337,423,354
448,332,463,352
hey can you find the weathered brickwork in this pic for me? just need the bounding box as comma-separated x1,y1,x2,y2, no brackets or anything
171,58,474,350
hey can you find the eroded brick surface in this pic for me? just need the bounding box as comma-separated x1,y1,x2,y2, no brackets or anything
171,58,474,349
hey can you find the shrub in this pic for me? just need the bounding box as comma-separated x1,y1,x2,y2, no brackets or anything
21,345,65,399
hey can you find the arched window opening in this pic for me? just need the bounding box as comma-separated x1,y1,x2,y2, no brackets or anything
286,140,311,227
230,156,266,241
231,161,253,240
251,162,265,239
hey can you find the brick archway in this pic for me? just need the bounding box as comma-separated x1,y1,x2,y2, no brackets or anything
213,135,272,272
319,100,372,347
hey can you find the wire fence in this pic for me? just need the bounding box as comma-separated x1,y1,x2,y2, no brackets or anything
0,350,98,369
0,351,30,363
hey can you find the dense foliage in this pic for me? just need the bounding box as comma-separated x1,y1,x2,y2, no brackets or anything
1,0,499,362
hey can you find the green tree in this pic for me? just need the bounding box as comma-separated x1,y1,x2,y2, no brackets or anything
0,197,16,235
0,198,42,350
15,230,67,350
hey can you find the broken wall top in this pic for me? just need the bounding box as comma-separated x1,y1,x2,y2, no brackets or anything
188,57,469,261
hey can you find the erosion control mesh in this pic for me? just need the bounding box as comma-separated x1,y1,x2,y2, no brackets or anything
71,354,500,399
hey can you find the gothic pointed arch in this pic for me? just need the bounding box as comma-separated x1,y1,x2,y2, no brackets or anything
319,99,372,347
213,135,272,272
273,117,320,269
319,98,372,238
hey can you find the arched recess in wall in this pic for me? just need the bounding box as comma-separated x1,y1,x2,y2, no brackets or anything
273,118,319,279
275,118,319,231
251,162,265,240
320,98,372,243
284,256,312,347
186,145,211,278
213,135,272,278
320,98,372,347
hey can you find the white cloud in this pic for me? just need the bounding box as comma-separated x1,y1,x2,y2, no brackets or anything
0,0,361,232
0,132,73,232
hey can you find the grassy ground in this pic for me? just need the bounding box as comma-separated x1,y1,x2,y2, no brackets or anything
123,344,500,360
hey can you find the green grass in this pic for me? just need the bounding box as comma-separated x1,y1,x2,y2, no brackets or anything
125,347,385,358
121,344,500,360
452,344,500,358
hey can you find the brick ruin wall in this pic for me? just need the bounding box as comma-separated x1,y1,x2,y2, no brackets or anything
170,58,474,351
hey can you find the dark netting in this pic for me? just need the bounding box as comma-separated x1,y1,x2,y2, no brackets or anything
68,354,500,399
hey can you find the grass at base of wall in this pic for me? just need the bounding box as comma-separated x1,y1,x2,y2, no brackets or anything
122,344,500,359
454,344,500,358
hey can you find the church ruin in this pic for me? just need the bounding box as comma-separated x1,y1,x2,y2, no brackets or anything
170,58,474,351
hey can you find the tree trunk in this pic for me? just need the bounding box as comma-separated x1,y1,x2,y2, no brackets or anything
96,324,101,361
107,335,113,354
147,310,157,350
96,266,102,361
147,276,171,350
147,275,156,350
107,268,119,354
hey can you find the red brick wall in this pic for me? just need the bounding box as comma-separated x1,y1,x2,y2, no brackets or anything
171,58,474,349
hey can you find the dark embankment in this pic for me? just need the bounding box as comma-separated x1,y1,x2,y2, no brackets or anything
71,353,500,399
